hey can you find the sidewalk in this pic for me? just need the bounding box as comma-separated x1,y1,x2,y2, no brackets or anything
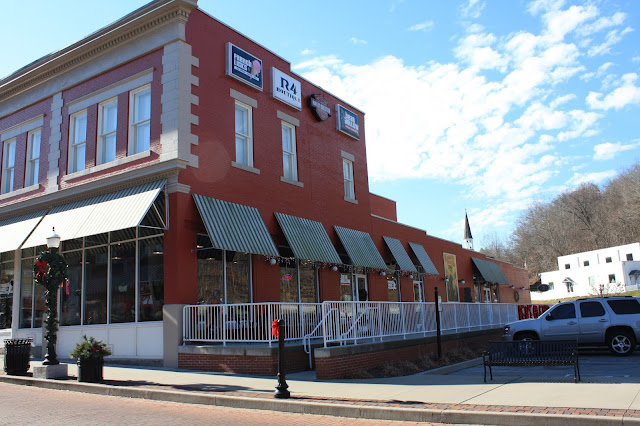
2,354,640,425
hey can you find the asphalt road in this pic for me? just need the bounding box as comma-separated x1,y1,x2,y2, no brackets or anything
0,382,450,426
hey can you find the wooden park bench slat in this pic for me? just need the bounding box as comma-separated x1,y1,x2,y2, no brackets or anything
483,340,580,383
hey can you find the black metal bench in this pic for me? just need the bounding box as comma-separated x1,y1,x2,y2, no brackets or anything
483,340,580,383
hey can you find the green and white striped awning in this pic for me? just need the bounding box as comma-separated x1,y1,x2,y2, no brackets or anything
0,210,47,254
408,242,439,275
275,212,340,263
471,257,509,284
334,225,386,269
22,181,165,248
383,236,417,272
193,194,279,257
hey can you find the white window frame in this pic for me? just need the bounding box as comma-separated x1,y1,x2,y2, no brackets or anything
97,97,118,165
128,85,151,155
25,129,41,187
281,121,297,181
343,158,355,200
69,110,88,173
1,138,16,194
234,101,253,167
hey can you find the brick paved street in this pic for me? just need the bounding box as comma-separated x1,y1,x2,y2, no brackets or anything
0,382,455,425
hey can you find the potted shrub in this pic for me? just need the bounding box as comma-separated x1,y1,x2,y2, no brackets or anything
69,335,111,383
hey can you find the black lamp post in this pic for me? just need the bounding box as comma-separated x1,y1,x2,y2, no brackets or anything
36,227,65,366
274,319,290,399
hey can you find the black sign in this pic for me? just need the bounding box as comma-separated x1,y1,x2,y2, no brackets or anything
336,105,360,139
307,94,331,121
226,43,263,90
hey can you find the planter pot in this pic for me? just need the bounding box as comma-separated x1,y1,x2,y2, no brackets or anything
77,358,104,383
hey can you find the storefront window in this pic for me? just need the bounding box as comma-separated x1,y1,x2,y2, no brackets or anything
20,259,33,329
19,246,46,329
61,250,82,326
111,241,136,323
196,235,251,304
0,252,15,329
139,236,164,321
85,246,108,325
280,264,298,303
227,251,250,304
339,273,353,301
197,245,224,304
299,260,317,303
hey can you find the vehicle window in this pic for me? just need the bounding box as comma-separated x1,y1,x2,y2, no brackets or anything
607,299,640,315
579,301,605,318
550,303,576,319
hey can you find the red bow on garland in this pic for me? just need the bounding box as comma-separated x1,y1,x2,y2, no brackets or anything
35,259,49,282
271,319,285,339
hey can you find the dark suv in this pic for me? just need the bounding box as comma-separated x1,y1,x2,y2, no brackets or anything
503,297,640,355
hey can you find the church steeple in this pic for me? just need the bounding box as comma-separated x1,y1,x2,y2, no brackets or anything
463,210,474,250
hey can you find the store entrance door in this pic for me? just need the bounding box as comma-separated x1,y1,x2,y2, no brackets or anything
354,274,367,301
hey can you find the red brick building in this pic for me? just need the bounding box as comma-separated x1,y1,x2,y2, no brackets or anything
0,0,529,367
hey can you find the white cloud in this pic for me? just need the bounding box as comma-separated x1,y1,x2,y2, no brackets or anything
577,12,626,36
593,141,638,160
349,37,367,45
567,170,617,185
408,20,434,32
300,48,315,56
461,0,485,19
587,73,640,110
588,27,633,56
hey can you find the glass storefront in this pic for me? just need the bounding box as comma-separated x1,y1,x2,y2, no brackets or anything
197,234,251,304
16,227,164,329
0,251,15,329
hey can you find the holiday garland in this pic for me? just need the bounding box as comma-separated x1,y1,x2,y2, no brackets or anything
33,250,68,348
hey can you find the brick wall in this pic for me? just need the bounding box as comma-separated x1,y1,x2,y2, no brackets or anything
177,346,309,376
315,330,502,380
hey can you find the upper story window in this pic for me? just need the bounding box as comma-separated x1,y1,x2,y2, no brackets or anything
1,138,16,194
281,122,297,181
605,257,612,263
25,130,41,187
564,264,570,269
98,98,118,165
343,158,355,200
129,85,151,154
69,111,87,173
234,101,253,167
583,260,590,266
627,253,633,261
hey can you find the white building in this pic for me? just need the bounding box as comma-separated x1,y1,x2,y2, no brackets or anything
532,242,640,301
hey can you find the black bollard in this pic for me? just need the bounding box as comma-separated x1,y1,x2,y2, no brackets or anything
274,319,290,399
434,287,442,360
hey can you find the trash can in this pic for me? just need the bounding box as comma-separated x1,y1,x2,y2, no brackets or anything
3,338,33,375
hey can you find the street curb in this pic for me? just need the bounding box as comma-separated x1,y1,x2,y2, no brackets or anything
1,374,639,425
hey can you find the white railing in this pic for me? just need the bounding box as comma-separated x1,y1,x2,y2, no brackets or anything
183,301,518,347
183,302,323,346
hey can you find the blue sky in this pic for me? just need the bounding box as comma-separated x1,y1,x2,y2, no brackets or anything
2,0,639,248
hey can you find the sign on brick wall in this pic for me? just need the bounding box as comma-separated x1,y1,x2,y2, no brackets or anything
336,105,360,139
226,43,263,90
272,67,301,109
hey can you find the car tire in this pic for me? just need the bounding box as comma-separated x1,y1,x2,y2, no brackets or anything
608,330,635,356
515,332,538,341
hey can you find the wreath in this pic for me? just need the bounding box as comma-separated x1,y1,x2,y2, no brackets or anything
33,250,68,347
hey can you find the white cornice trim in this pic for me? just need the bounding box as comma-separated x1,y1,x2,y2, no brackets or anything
0,115,44,141
0,0,197,107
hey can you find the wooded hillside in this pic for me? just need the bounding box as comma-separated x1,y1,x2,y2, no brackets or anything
480,162,640,282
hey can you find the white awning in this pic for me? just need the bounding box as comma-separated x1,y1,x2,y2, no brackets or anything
22,181,165,248
0,210,47,254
